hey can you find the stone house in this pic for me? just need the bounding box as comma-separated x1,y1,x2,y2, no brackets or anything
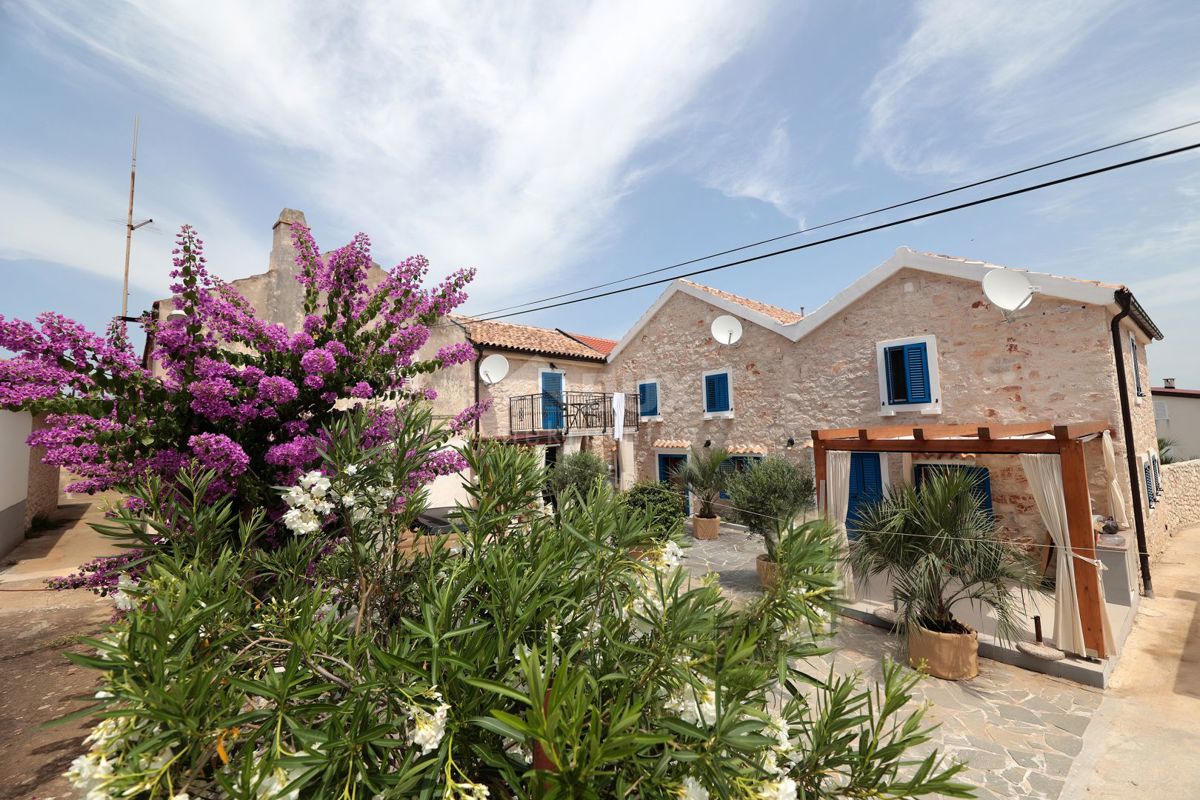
1153,381,1200,462
602,247,1191,570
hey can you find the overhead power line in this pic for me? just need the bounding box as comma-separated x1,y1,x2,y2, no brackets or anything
471,118,1200,320
475,139,1200,323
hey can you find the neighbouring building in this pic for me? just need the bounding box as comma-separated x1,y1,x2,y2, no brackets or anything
1153,380,1200,461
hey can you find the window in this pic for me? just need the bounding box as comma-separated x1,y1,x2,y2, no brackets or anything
1131,334,1144,397
637,380,660,419
718,455,761,499
1151,452,1163,497
703,369,733,416
1154,400,1169,422
876,335,940,415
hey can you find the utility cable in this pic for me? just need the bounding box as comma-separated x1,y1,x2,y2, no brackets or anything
470,118,1200,319
475,139,1200,322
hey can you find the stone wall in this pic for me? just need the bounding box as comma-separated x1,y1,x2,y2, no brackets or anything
24,413,60,528
605,267,1140,547
1150,459,1200,561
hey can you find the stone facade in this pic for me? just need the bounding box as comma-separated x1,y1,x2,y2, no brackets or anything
604,265,1157,558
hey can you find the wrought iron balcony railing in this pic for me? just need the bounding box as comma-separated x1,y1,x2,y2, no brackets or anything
509,391,639,436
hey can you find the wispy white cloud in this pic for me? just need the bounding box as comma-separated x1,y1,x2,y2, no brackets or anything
11,0,773,307
703,119,807,227
861,0,1121,176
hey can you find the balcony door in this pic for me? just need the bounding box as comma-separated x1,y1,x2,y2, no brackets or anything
540,369,564,430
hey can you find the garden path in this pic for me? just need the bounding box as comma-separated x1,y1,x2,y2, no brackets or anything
683,527,1101,800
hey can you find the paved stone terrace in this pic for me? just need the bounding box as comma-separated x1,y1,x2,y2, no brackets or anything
683,528,1102,800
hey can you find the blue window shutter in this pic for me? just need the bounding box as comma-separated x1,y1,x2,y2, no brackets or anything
639,382,658,416
1131,335,1143,396
705,373,730,412
1144,462,1154,508
903,343,931,403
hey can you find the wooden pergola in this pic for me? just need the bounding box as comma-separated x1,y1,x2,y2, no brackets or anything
812,420,1112,658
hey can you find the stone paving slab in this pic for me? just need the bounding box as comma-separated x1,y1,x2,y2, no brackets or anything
682,530,1101,800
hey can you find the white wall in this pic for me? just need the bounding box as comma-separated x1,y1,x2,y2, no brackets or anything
0,410,32,557
0,410,32,510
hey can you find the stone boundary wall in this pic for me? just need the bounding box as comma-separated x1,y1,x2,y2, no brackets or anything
24,413,60,529
1158,459,1200,558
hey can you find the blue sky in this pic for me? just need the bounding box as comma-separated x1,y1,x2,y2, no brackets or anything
3,1,1200,382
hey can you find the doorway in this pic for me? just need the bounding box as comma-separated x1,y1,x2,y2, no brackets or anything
657,452,690,515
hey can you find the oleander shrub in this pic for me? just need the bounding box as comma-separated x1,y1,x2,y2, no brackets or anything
64,438,972,800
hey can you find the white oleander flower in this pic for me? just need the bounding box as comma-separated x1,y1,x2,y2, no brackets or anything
112,574,138,611
658,540,684,569
664,676,717,727
257,765,301,800
679,776,710,800
66,752,114,795
767,712,791,752
407,696,450,755
345,464,359,476
757,777,797,800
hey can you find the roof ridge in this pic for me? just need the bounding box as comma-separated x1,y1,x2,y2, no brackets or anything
679,279,805,324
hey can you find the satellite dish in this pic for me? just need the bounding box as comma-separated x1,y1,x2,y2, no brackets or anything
478,353,509,385
710,315,743,345
982,269,1036,313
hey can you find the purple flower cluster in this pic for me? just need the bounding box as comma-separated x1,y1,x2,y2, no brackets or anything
1,219,479,539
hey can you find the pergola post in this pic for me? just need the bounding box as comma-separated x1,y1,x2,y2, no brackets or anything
1057,433,1108,658
811,431,826,517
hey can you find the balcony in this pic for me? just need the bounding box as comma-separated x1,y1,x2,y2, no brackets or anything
509,391,639,438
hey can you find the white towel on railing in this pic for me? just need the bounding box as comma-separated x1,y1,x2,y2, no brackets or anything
612,392,625,440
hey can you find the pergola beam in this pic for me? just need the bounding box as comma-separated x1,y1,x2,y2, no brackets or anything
817,438,1063,454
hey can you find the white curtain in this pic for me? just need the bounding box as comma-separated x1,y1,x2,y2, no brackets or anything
1101,431,1130,529
611,392,625,440
826,451,855,601
1020,454,1116,657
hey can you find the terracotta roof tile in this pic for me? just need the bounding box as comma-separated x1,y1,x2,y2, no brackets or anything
653,439,692,449
562,332,618,355
727,444,768,454
455,316,607,360
680,280,804,324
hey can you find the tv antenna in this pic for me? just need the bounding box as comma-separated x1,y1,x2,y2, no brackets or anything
120,116,154,320
981,269,1038,322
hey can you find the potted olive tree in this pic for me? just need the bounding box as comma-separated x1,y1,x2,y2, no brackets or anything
674,446,729,540
726,456,814,586
848,468,1044,680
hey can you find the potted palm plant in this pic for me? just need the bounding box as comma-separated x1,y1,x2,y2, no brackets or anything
848,467,1043,680
726,457,815,586
674,446,729,540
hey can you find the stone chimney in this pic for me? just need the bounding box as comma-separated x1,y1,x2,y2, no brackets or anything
269,208,308,273
1164,377,1176,389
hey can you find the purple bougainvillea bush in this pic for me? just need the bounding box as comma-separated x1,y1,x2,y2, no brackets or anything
0,222,485,537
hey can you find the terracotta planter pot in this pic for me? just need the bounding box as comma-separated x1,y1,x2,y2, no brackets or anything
756,553,778,587
907,623,979,680
692,515,721,540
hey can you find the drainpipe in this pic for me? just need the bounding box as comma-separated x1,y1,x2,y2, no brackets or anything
1111,289,1153,597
